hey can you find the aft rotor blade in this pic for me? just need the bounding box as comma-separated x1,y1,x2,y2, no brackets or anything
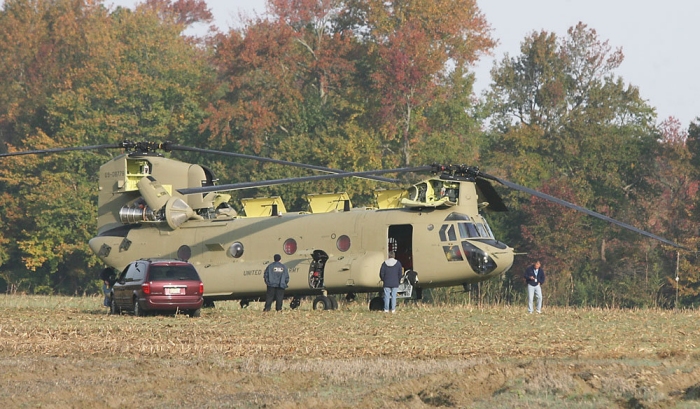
0,144,122,158
168,144,400,184
482,172,686,250
178,166,432,195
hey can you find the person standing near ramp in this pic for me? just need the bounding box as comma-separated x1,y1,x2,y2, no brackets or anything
379,251,403,313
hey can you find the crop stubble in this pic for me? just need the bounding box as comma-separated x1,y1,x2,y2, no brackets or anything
1,295,699,408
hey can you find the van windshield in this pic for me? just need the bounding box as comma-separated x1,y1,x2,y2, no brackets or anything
149,265,200,281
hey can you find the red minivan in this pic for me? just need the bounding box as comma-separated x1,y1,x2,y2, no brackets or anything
110,259,204,317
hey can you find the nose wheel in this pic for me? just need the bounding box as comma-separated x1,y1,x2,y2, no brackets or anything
369,296,384,311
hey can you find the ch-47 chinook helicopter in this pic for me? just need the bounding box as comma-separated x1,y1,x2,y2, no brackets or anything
1,141,684,310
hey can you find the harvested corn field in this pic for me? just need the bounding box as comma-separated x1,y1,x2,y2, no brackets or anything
1,295,699,408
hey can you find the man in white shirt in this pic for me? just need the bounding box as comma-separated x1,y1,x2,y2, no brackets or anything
524,260,545,313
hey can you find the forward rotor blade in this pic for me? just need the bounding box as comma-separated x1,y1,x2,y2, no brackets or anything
167,144,400,184
475,178,508,212
178,166,432,195
0,144,122,158
482,172,686,250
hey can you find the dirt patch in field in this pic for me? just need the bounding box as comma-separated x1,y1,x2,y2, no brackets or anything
2,356,700,408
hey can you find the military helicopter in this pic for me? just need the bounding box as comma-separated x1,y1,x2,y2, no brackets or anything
1,141,683,310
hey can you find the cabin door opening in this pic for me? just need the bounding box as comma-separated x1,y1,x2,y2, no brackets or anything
308,249,329,289
388,224,413,271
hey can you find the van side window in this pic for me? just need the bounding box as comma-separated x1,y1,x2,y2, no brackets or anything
124,262,145,281
117,265,129,282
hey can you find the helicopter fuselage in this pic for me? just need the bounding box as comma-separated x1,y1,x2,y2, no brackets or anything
88,153,514,302
90,205,515,300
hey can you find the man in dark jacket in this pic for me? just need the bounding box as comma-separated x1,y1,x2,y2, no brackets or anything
99,267,116,308
524,260,545,313
379,251,403,313
263,254,289,312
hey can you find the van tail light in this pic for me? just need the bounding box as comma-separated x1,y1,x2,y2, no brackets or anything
141,282,151,295
199,282,204,294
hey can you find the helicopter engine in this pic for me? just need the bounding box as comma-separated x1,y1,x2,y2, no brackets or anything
118,176,197,229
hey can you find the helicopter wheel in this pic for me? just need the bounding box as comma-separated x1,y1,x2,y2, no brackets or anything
312,296,333,310
369,296,384,311
345,293,356,302
329,296,338,310
240,300,250,309
290,297,301,309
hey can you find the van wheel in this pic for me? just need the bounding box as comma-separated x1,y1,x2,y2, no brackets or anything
189,308,201,318
134,299,145,317
110,297,119,315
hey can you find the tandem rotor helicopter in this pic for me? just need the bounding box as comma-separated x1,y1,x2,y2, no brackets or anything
1,141,684,310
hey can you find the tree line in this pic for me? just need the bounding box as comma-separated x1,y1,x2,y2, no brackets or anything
0,0,698,307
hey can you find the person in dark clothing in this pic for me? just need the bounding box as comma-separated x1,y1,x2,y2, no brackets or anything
99,267,116,308
379,251,403,313
524,260,545,313
263,254,289,312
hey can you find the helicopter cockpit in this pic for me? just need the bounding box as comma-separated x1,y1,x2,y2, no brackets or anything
438,212,502,275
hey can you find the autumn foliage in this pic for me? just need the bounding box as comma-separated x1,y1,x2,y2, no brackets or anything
0,0,699,307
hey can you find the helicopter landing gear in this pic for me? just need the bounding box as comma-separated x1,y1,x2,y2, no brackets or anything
369,296,384,311
240,299,250,308
312,295,337,310
290,297,301,309
414,287,423,300
345,292,356,302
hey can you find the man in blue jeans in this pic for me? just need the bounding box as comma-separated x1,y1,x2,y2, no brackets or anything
379,251,403,313
524,260,545,313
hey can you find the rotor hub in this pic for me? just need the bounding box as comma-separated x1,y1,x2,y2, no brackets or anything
432,164,481,181
120,141,173,157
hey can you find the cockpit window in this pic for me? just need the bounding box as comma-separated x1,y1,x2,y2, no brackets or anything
475,223,489,238
482,221,495,238
438,224,457,241
445,212,470,221
458,222,480,238
443,245,463,261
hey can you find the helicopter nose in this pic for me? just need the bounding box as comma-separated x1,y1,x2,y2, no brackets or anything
461,241,514,276
462,241,497,275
